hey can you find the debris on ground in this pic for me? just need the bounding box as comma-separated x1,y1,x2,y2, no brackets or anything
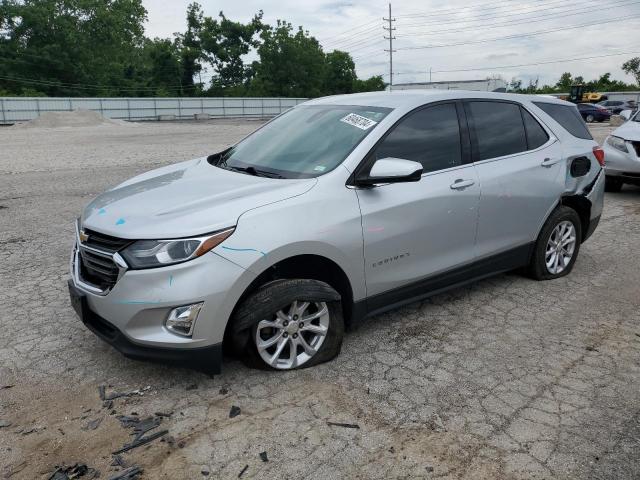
110,455,127,468
99,385,150,401
82,418,102,431
259,451,268,462
0,384,14,390
219,387,229,395
108,466,143,480
586,345,599,352
201,467,210,476
429,413,447,432
0,420,11,428
186,383,198,391
229,406,241,418
326,421,360,429
154,411,172,418
48,463,99,480
238,465,248,478
112,413,168,454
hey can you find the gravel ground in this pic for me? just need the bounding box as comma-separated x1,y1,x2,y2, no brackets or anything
1,119,639,480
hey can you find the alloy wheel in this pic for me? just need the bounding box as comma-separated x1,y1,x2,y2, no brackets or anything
255,300,330,370
545,220,577,274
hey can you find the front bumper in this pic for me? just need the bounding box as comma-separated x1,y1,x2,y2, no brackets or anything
69,280,223,373
69,238,256,373
603,141,640,178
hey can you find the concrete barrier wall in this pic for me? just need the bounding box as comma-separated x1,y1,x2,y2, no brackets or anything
0,97,308,124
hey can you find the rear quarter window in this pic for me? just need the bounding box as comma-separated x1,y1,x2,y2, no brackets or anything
533,102,593,140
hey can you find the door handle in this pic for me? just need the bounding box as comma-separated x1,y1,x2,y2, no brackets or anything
450,179,475,190
541,157,561,167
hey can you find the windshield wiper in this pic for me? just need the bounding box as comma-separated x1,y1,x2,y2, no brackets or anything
226,165,286,179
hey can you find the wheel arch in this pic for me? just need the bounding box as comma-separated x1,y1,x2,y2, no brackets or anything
560,194,591,242
223,254,356,348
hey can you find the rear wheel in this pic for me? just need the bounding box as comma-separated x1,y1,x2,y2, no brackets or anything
605,176,623,192
528,206,581,280
585,114,595,123
230,279,344,370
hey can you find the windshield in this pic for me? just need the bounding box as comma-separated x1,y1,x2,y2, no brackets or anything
214,105,392,178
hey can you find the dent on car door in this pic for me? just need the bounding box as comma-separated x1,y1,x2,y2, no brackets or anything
356,102,480,298
466,101,565,259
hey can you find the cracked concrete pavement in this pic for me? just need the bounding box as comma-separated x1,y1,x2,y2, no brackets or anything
1,119,639,479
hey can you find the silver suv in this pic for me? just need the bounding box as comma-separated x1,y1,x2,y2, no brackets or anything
68,91,605,373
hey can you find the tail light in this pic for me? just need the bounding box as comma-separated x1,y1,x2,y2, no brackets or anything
593,146,605,167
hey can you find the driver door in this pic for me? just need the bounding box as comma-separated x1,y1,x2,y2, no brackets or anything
355,102,480,301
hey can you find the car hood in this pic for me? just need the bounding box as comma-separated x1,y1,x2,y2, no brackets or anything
81,158,317,239
612,121,640,141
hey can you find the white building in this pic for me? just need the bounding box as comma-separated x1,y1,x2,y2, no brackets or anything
392,78,508,92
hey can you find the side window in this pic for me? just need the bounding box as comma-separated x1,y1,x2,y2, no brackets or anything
467,101,527,160
533,102,593,140
521,108,549,150
374,103,462,173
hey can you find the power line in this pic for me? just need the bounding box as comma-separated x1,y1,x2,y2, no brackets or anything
0,74,198,92
396,0,588,19
317,19,381,43
396,14,640,51
396,0,640,37
386,50,640,77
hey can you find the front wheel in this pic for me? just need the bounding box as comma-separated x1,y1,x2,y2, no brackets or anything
585,114,595,123
528,206,581,281
230,279,344,370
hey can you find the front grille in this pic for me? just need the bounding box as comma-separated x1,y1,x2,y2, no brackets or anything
632,141,640,158
79,248,120,291
83,228,133,253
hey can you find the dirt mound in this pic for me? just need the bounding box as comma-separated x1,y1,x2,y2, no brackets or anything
15,109,129,128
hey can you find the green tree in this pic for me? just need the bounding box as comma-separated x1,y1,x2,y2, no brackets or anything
250,21,325,97
352,75,386,93
555,72,574,91
200,10,264,94
324,50,356,94
622,57,640,86
176,3,204,94
140,38,184,96
0,0,148,96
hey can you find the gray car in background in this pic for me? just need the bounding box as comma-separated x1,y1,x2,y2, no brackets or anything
68,91,605,373
598,99,637,114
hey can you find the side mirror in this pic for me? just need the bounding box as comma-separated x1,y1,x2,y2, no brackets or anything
620,110,632,121
355,157,423,187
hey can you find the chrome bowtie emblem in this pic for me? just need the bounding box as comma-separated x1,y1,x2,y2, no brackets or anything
79,229,89,243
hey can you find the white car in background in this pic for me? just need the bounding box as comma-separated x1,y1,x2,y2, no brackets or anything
603,110,640,192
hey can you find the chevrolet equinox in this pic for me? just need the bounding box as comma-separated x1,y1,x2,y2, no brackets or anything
68,91,605,373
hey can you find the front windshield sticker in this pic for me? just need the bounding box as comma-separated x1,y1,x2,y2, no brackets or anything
340,113,378,131
313,165,327,172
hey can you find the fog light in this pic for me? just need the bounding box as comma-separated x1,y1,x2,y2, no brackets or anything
165,302,203,337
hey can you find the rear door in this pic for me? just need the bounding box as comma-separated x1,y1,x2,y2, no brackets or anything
356,102,480,297
465,100,564,259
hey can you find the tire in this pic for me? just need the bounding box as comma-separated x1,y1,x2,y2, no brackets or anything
605,176,623,193
585,114,595,123
230,279,344,370
528,206,582,281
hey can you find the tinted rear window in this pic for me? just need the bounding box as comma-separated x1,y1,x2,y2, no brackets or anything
467,101,527,160
521,108,549,150
533,102,592,140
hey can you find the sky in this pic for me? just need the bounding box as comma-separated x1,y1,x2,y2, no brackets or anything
141,0,640,88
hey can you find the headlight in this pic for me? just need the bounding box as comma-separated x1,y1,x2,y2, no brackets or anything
606,136,629,153
121,227,234,269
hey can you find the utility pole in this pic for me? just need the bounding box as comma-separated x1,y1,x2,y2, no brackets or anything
383,3,396,91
